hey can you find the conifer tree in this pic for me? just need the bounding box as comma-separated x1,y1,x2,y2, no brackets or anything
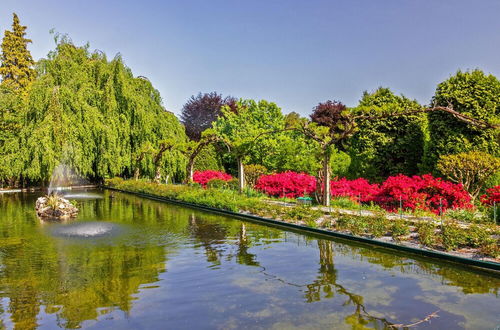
0,13,35,91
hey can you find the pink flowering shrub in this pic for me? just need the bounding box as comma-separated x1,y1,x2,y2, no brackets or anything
255,171,471,214
330,177,380,202
373,174,472,214
193,170,232,188
480,185,500,206
255,171,316,198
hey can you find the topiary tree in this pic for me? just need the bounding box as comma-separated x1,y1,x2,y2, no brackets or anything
437,151,500,201
423,70,500,172
349,88,426,181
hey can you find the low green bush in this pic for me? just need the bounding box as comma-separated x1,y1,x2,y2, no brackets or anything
441,221,467,251
391,219,410,240
330,197,359,209
465,225,494,248
445,208,492,224
416,221,437,247
366,213,390,237
480,241,500,258
206,178,230,189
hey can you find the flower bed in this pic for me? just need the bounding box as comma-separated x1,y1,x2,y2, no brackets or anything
193,170,232,188
255,171,316,198
256,173,471,215
105,178,499,260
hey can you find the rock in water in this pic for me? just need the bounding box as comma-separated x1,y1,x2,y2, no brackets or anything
36,194,79,220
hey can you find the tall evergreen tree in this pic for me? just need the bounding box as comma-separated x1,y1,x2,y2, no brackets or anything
0,13,35,91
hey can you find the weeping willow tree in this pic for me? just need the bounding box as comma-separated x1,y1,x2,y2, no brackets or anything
2,37,187,186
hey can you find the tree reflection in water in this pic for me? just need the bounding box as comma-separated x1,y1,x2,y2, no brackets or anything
0,191,498,329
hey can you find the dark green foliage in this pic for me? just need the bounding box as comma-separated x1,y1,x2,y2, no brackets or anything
423,70,500,173
349,88,426,181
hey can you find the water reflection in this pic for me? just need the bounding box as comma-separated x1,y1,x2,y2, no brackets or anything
0,191,498,329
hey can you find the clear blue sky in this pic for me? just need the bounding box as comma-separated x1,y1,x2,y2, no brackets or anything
1,0,499,116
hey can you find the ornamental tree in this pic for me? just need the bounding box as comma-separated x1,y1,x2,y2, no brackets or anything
213,99,285,192
300,101,356,206
182,129,218,183
180,92,237,140
437,151,500,201
0,13,35,91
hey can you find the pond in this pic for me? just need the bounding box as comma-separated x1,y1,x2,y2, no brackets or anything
0,189,499,329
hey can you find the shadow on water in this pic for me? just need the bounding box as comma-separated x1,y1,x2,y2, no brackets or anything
0,190,498,329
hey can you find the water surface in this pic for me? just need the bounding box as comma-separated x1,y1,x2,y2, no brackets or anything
0,190,498,329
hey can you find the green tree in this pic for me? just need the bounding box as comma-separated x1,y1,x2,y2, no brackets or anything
0,85,23,186
213,99,285,192
437,151,500,201
300,101,357,206
15,38,187,185
423,70,500,172
0,13,35,91
349,88,426,181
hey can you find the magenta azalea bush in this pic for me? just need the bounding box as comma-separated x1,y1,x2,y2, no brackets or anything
481,185,500,206
256,171,471,214
330,177,380,202
255,171,316,198
193,170,232,188
373,174,472,214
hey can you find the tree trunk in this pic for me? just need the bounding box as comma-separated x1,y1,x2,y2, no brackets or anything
154,167,162,183
237,157,245,194
323,153,331,206
134,167,140,180
186,159,195,183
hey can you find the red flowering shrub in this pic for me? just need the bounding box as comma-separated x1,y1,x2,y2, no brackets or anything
480,185,500,206
193,170,232,188
330,178,380,202
255,171,316,198
374,174,471,214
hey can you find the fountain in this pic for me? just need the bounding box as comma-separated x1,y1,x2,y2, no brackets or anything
36,164,86,220
48,164,89,194
51,221,119,238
